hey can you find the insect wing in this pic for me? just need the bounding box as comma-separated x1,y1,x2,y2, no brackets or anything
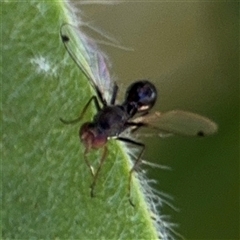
135,110,218,137
60,23,113,104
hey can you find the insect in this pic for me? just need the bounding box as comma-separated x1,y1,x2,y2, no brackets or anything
60,23,218,206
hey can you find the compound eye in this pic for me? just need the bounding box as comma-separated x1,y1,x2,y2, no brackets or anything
125,80,157,112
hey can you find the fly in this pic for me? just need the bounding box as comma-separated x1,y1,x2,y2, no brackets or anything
59,23,218,206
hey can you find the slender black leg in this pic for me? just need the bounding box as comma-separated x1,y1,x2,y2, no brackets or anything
110,82,119,105
60,96,101,124
125,121,148,133
90,146,108,197
117,137,145,207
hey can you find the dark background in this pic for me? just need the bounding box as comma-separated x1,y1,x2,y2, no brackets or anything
76,2,239,239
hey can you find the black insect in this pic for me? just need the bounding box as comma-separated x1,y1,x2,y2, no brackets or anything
60,23,217,206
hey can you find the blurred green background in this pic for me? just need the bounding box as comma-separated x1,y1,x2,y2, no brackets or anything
78,2,239,239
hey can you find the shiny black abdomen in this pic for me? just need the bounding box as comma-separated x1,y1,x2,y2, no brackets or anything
123,80,157,117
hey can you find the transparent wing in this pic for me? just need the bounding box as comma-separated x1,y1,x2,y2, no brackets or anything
134,110,218,137
60,23,114,105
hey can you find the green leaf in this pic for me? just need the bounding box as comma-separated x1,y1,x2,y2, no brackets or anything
2,1,168,239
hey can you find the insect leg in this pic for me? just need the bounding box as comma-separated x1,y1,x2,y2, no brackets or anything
60,96,101,124
90,146,108,197
125,121,148,133
117,136,145,207
83,148,95,177
110,82,119,105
